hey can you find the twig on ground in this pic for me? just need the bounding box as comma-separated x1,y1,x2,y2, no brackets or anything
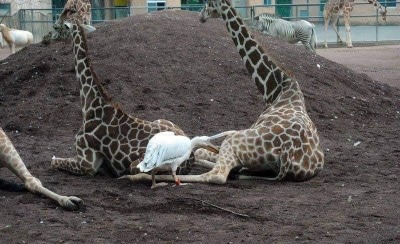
169,192,250,218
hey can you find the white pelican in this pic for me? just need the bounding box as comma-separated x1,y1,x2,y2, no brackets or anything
137,130,236,188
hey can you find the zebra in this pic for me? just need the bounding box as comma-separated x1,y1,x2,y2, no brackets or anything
252,13,317,52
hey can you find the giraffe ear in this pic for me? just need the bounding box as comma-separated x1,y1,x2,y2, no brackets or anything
64,22,73,30
82,24,96,33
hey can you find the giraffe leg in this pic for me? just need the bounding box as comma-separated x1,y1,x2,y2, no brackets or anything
323,11,330,48
120,160,236,185
237,150,293,181
343,12,353,48
51,150,103,176
194,148,218,169
330,14,344,44
195,159,216,169
0,130,83,210
51,155,101,176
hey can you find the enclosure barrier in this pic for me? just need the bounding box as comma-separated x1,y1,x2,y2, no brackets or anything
0,2,398,45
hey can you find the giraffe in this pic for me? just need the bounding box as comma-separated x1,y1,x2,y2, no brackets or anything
120,0,324,185
0,128,83,210
50,13,197,178
42,0,92,44
323,0,387,48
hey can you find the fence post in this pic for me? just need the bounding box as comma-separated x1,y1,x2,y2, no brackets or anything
375,8,379,44
18,9,25,30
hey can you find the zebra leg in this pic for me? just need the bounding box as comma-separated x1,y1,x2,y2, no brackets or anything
309,27,317,52
300,36,313,52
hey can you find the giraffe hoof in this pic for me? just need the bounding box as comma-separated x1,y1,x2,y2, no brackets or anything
60,196,84,211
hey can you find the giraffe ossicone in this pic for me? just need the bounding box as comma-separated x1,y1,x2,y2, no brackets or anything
123,0,325,185
50,13,197,179
0,128,83,210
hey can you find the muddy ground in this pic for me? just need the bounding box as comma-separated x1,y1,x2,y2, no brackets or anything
0,11,399,243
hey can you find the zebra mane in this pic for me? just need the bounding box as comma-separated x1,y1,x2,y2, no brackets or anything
254,13,282,21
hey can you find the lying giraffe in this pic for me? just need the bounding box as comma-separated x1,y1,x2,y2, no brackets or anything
0,128,83,210
122,0,324,184
42,0,91,44
323,0,387,48
51,13,197,178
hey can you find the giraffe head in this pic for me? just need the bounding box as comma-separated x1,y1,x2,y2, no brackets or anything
367,0,387,21
44,0,92,42
199,0,225,23
61,12,96,35
380,7,387,21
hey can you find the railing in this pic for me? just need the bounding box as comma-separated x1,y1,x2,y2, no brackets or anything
1,2,399,44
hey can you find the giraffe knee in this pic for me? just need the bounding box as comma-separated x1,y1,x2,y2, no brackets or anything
24,177,43,193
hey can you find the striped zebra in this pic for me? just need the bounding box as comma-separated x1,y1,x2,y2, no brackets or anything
252,14,317,52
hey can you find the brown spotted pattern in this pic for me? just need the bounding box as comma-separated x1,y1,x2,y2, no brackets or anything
323,0,386,48
51,15,194,178
123,0,324,185
0,128,83,210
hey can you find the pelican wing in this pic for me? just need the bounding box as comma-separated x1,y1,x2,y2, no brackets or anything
137,133,191,172
160,136,191,162
137,143,167,172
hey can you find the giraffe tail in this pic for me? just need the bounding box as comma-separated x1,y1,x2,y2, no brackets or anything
0,179,27,192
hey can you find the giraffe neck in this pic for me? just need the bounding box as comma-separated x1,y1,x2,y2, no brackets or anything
367,0,386,14
217,0,293,105
70,23,112,119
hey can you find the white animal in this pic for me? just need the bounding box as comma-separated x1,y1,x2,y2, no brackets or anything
252,14,317,52
136,130,236,188
0,24,33,54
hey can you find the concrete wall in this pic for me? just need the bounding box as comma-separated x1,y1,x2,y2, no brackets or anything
0,0,51,15
129,0,181,15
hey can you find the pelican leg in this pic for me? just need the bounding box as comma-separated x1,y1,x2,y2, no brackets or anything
172,171,190,186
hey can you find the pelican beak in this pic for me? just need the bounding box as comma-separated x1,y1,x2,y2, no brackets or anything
200,142,219,154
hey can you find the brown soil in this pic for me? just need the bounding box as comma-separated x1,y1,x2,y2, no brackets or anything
0,10,399,243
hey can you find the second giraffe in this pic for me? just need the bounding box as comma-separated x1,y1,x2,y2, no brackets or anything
122,0,325,185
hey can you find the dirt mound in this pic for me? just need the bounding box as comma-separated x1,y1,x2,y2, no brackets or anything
0,10,399,243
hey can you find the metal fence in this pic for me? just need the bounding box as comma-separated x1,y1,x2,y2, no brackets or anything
0,2,399,44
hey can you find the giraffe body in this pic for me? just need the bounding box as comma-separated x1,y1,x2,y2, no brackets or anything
122,0,324,185
0,128,83,210
42,0,92,44
51,15,194,178
323,0,387,48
